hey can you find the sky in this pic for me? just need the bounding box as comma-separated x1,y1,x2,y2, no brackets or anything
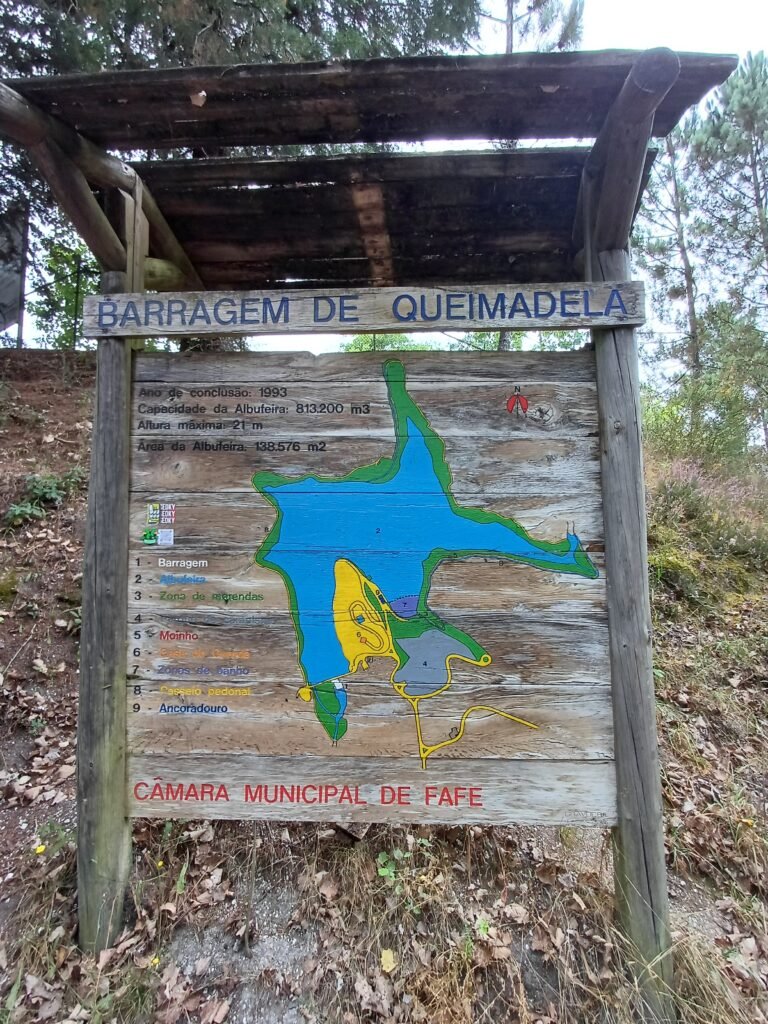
478,0,766,57
580,0,766,57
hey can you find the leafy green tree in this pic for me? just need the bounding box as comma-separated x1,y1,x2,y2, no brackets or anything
444,329,520,351
27,226,98,349
635,129,705,368
698,302,768,453
635,56,768,462
641,302,768,460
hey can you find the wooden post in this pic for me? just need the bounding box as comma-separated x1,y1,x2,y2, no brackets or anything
76,273,132,952
77,187,148,952
592,247,674,1023
573,48,680,266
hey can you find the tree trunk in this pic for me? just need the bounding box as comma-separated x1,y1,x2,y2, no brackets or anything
748,136,768,297
505,0,515,53
666,136,703,437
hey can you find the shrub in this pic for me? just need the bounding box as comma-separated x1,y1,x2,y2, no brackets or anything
2,467,86,529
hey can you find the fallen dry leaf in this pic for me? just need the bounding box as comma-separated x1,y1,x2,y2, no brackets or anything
380,948,397,974
318,875,339,901
505,902,530,924
201,998,230,1024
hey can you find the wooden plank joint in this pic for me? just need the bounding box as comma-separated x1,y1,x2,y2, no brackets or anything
350,177,395,286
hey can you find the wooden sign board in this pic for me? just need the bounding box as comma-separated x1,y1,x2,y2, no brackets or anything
127,350,615,826
84,281,644,337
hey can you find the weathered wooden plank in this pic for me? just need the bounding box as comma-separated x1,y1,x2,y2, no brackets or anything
0,79,135,190
144,257,188,291
125,181,148,294
169,209,567,248
127,681,613,760
140,189,204,289
127,551,606,618
130,380,598,439
593,249,673,1022
123,350,610,842
580,49,680,256
83,281,643,338
133,350,597,384
128,434,601,497
124,613,610,689
137,149,590,190
127,491,605,550
126,753,616,825
350,178,394,286
183,230,566,263
10,49,731,101
0,81,203,288
157,175,574,220
193,253,578,290
11,50,734,151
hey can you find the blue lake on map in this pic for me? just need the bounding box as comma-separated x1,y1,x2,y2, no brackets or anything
260,416,590,685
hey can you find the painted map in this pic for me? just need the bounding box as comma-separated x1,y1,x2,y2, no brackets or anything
253,359,598,766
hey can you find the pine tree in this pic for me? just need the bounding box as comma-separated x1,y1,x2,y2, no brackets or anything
504,0,583,53
634,126,709,434
0,0,484,345
0,0,482,75
692,51,768,304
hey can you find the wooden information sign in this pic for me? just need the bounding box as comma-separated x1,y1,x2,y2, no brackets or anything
83,281,644,337
126,350,614,825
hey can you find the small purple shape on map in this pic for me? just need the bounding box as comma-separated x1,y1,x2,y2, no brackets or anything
390,595,418,618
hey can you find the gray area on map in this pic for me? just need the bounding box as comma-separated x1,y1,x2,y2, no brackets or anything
392,629,475,697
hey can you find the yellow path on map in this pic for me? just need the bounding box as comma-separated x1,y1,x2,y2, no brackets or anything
330,558,537,767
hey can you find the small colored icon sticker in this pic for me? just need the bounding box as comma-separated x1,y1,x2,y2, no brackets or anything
146,502,176,526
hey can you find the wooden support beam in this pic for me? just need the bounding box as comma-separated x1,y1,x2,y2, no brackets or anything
144,257,188,291
574,48,680,259
350,177,395,286
141,188,204,288
77,269,132,952
592,248,674,1024
0,81,134,191
77,181,148,952
124,179,149,293
0,80,203,287
30,138,126,271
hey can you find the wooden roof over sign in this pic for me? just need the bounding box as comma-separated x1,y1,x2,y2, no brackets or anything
136,148,626,290
1,49,738,291
7,51,735,150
